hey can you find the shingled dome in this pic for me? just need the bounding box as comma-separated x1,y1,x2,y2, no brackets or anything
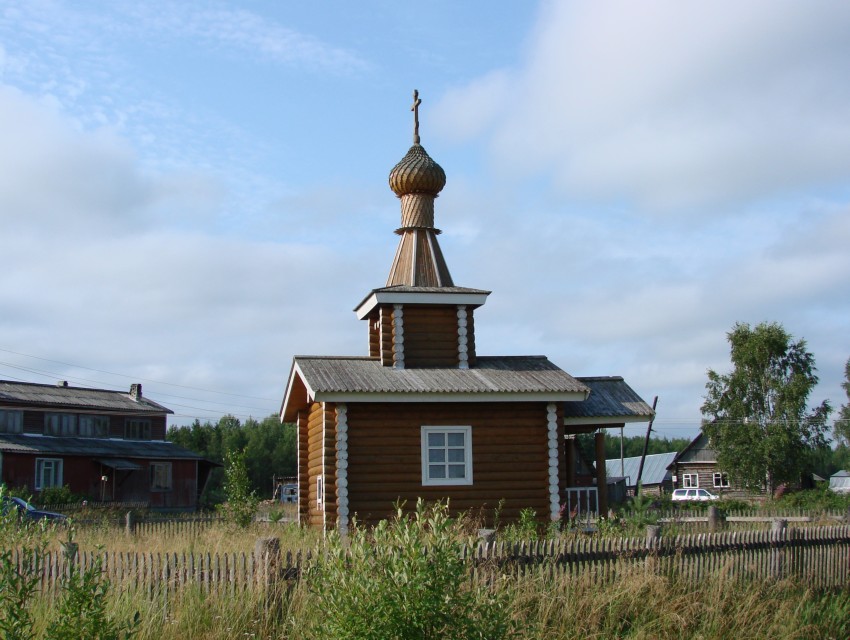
388,144,446,197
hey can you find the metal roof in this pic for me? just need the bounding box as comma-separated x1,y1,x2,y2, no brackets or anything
0,381,171,414
562,377,655,423
281,355,592,420
605,452,677,488
293,355,589,396
0,434,204,460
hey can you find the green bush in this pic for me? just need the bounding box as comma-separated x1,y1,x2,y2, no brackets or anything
305,500,513,640
217,451,259,528
36,485,83,506
772,486,850,511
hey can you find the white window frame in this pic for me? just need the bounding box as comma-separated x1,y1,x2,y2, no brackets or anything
150,462,173,491
713,472,730,488
421,426,473,486
35,458,63,490
682,473,699,488
0,410,23,434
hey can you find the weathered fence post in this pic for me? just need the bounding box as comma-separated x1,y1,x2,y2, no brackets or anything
770,519,787,580
646,525,661,550
255,537,281,587
707,506,720,533
125,511,135,537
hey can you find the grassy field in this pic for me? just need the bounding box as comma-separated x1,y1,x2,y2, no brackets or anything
3,501,850,639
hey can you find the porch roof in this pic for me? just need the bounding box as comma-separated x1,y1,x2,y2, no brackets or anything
562,377,655,425
0,434,205,460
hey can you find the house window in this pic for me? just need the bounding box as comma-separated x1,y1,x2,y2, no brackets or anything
35,458,63,490
150,462,172,491
713,472,730,488
125,419,152,440
44,413,77,436
421,426,473,486
78,415,109,438
316,475,323,506
682,473,699,488
0,410,23,434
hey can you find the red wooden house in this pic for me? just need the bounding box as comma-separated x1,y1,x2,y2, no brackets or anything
280,94,654,530
0,380,214,509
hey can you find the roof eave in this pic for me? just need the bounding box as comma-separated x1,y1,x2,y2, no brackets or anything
354,290,490,320
312,390,587,404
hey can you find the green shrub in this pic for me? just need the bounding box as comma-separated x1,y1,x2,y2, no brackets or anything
501,507,540,543
772,486,850,512
37,485,83,506
217,451,259,528
304,499,513,640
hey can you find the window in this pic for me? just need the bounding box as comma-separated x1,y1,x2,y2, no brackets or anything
713,472,730,488
125,419,152,440
682,473,699,488
150,462,172,491
35,458,63,490
421,426,472,486
0,410,22,434
78,415,109,438
316,475,324,506
44,413,77,436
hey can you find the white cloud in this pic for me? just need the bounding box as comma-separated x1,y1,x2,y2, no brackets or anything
435,0,850,212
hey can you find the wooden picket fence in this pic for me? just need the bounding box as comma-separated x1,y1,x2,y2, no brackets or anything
12,524,850,601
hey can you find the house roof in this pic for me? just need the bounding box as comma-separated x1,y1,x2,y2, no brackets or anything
668,431,712,467
281,355,590,421
562,377,655,425
0,433,205,460
0,380,172,414
605,451,676,487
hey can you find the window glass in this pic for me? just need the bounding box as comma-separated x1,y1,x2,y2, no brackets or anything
0,410,23,434
150,462,172,491
44,413,76,436
125,419,152,440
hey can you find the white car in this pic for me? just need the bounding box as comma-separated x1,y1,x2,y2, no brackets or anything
671,488,719,502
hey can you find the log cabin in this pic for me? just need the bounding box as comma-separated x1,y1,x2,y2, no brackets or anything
280,92,654,530
0,380,214,510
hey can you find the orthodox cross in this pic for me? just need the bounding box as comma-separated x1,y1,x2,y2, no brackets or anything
411,89,421,144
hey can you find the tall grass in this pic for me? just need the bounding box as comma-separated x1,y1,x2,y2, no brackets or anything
5,497,850,640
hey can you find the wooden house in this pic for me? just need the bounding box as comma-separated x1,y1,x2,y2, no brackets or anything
0,380,214,509
280,94,654,530
666,431,754,499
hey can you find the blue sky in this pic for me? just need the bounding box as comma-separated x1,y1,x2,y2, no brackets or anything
1,0,849,438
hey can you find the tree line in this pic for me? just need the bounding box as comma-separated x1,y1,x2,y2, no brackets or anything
167,414,295,506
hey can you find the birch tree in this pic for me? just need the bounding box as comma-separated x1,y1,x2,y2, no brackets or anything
701,322,831,492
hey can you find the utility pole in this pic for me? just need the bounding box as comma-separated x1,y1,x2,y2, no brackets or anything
635,396,659,497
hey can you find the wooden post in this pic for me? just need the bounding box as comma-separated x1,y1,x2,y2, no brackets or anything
125,511,135,537
594,431,608,517
646,524,661,550
770,519,787,580
707,506,720,533
254,537,281,588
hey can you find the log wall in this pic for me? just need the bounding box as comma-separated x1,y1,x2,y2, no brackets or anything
396,305,459,368
345,402,553,525
304,402,337,529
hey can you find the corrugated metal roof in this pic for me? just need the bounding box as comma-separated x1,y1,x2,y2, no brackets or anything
293,355,589,396
0,434,204,460
0,381,171,414
605,452,677,487
562,377,655,420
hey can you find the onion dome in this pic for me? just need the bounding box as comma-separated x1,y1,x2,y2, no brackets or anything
388,144,446,197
